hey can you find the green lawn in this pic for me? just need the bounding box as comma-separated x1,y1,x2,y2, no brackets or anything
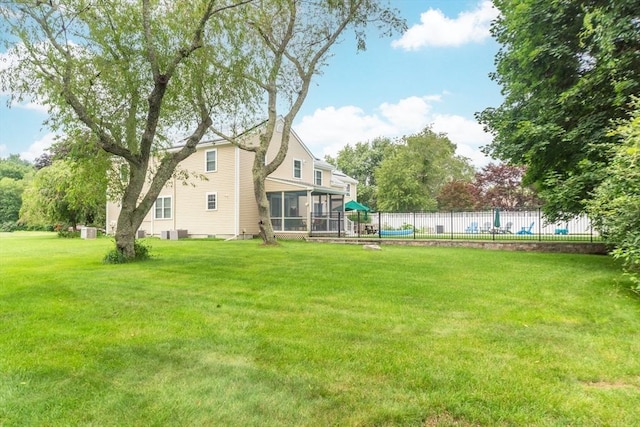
1,232,639,426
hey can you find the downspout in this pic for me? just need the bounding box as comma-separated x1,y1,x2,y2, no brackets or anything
235,145,240,237
307,188,312,235
172,175,177,231
105,200,109,234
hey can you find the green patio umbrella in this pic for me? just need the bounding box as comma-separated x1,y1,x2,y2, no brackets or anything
344,200,370,212
493,208,501,229
344,200,370,221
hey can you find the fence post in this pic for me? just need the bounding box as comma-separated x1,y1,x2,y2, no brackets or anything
378,211,381,239
413,212,416,239
450,210,454,240
538,207,542,241
492,208,496,242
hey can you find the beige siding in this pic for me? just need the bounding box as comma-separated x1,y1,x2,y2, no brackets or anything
266,130,315,184
105,201,121,233
164,143,239,237
238,147,259,235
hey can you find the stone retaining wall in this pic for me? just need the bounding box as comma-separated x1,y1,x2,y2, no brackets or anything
306,237,610,255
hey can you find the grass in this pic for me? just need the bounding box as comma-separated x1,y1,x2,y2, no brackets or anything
1,232,639,426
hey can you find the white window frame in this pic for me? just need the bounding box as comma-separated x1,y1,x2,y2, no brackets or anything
346,184,351,196
206,192,218,211
314,169,322,186
205,149,217,173
293,158,302,179
154,196,172,220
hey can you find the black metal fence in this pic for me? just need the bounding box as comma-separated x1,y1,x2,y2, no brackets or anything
309,208,599,242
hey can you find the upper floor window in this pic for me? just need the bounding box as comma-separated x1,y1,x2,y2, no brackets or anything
293,159,302,179
346,184,351,196
314,169,322,186
205,149,217,172
155,196,172,219
206,192,217,211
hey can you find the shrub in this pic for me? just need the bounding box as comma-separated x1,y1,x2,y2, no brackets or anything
58,230,80,238
103,240,151,264
588,100,640,290
347,213,371,223
0,221,19,232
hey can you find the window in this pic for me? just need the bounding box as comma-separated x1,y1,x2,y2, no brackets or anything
293,159,302,179
155,196,172,219
206,192,217,211
314,169,322,186
346,184,351,196
267,192,282,218
205,149,217,172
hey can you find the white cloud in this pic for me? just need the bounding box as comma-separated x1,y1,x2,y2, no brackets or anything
430,114,493,167
0,144,7,157
20,132,57,162
294,95,494,169
11,100,49,113
392,1,499,50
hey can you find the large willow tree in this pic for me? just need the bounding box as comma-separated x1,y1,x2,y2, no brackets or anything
0,0,255,259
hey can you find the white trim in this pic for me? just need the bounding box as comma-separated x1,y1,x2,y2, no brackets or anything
154,195,172,220
234,146,240,235
205,192,218,211
204,149,217,173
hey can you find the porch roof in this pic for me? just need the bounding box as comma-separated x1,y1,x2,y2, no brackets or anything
265,177,348,195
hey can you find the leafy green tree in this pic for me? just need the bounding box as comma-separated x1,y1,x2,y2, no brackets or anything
588,102,640,289
376,127,474,212
477,0,640,220
326,137,394,210
0,177,25,224
0,154,33,181
20,157,108,229
0,155,34,225
1,0,255,259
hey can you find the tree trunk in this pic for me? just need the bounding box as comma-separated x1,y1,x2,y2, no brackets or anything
113,164,149,259
115,212,137,259
253,156,277,245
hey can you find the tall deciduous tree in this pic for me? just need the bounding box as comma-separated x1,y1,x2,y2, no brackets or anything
207,0,404,244
473,163,540,210
1,0,254,259
436,179,481,212
376,127,474,212
20,157,107,229
325,137,394,210
0,155,33,181
0,155,34,224
477,0,640,220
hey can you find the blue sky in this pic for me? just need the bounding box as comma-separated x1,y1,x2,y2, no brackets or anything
0,0,502,167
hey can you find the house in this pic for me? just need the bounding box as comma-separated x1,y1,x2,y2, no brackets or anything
106,120,358,239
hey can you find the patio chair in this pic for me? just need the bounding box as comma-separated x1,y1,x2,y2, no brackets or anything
554,227,569,235
516,222,535,235
500,222,513,234
480,221,492,233
465,221,479,233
